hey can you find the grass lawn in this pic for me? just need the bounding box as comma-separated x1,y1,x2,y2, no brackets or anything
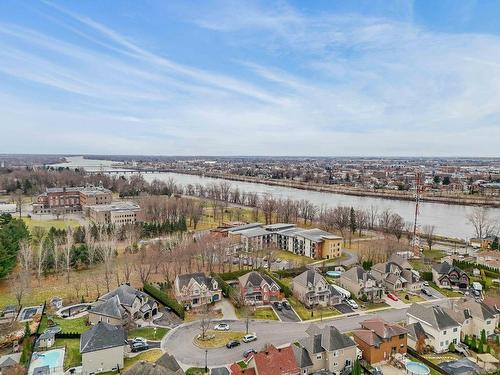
421,249,446,260
351,296,390,311
407,355,440,375
193,330,246,349
39,315,89,334
288,297,339,321
185,368,207,375
53,338,81,369
124,349,163,369
428,282,463,297
128,327,169,341
396,291,425,304
235,306,278,321
23,217,80,231
269,250,315,265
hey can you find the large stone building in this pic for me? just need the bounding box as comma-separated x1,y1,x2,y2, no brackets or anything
33,186,112,214
227,223,342,259
87,201,143,225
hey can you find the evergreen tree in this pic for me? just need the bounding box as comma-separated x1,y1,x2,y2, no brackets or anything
352,359,361,375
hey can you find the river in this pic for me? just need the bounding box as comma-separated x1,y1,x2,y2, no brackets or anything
53,156,500,239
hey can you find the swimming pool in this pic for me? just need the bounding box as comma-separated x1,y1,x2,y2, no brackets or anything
28,348,65,374
406,361,430,375
326,271,342,278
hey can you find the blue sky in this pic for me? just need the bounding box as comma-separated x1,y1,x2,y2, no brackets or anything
1,0,499,156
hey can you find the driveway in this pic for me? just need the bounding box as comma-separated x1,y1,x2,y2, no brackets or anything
333,303,354,314
215,299,238,320
272,303,300,322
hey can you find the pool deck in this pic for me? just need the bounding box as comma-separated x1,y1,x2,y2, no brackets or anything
28,348,65,375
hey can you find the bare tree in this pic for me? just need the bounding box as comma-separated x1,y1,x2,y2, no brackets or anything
467,207,496,239
11,189,23,218
99,229,117,292
389,213,405,241
17,240,32,280
63,227,74,283
84,226,98,267
422,225,436,251
199,303,212,340
12,272,30,307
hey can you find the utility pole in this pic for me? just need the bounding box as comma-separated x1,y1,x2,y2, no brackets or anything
205,349,208,373
412,171,423,257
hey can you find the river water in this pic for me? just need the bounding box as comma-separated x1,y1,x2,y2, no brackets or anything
53,157,500,239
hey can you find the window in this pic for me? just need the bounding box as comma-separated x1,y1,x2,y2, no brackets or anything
333,362,338,368
316,354,322,360
440,342,444,347
333,351,339,357
443,330,447,335
453,327,458,332
399,334,405,339
486,320,491,325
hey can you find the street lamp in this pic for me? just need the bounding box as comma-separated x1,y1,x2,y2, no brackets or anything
205,349,208,373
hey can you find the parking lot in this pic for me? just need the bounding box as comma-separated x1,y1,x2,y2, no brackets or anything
271,301,300,322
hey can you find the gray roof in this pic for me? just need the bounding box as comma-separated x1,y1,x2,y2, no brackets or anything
342,266,376,283
211,368,230,375
237,227,271,238
155,353,183,373
33,366,50,375
239,271,279,290
263,223,296,231
227,223,262,233
295,228,341,242
0,357,17,369
293,270,326,288
124,353,184,375
432,261,466,276
301,324,355,355
407,303,460,330
90,295,127,320
80,322,126,354
406,322,428,341
292,345,313,368
99,284,146,307
446,298,498,324
176,273,217,290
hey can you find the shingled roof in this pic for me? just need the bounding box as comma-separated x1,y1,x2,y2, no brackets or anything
99,284,146,307
293,270,326,288
80,322,126,354
408,303,460,330
90,295,127,320
176,272,217,290
238,271,279,290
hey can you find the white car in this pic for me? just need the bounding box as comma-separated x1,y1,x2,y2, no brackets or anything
243,334,257,343
132,337,147,343
346,299,359,309
214,323,230,331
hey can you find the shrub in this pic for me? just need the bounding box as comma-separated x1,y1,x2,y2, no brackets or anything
265,271,291,297
360,294,368,302
143,283,185,319
448,342,455,352
421,271,433,281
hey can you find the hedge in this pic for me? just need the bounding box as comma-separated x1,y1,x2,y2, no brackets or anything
453,259,500,276
265,271,292,298
143,283,185,319
55,332,81,339
212,275,241,308
273,266,308,279
217,269,251,281
421,271,433,281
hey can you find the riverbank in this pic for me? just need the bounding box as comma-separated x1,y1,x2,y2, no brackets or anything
131,168,500,208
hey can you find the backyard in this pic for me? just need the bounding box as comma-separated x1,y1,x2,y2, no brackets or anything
39,315,89,334
53,338,81,369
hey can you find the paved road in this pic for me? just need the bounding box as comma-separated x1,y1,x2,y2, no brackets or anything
163,308,405,367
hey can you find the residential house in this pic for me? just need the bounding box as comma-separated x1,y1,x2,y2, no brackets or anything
371,254,424,292
352,318,407,364
432,262,470,289
470,236,497,249
297,324,357,374
292,270,342,308
174,272,222,308
407,303,461,353
446,298,500,338
37,331,55,349
238,271,281,305
89,284,158,325
80,322,127,375
338,266,384,301
473,251,500,272
123,352,184,375
231,345,300,375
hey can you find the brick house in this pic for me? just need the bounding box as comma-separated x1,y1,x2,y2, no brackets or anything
352,318,407,364
238,271,281,305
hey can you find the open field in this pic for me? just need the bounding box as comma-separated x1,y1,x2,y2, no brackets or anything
22,217,81,231
193,330,246,349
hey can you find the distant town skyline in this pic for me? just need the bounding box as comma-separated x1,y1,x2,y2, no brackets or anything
1,1,500,156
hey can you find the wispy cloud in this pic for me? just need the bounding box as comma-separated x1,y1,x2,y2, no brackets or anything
0,0,499,156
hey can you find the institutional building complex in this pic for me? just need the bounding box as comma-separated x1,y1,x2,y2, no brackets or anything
33,186,112,214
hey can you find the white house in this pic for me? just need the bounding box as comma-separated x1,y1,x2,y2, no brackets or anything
446,298,500,339
407,303,461,353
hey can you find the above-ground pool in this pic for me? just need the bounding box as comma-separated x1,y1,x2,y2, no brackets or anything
28,348,65,374
326,271,342,278
406,361,430,375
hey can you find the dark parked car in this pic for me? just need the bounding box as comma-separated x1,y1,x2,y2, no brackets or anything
243,349,257,358
226,340,240,349
273,301,283,311
131,341,149,352
421,288,432,296
282,301,291,310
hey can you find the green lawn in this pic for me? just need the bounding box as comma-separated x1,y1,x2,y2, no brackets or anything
39,315,89,334
53,338,81,369
269,250,316,265
23,217,80,231
396,291,425,304
235,306,279,321
100,350,163,375
428,282,463,297
185,368,207,375
351,296,390,310
288,296,339,321
421,249,446,260
128,327,169,341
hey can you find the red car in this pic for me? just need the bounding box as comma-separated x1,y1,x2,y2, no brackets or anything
387,293,398,301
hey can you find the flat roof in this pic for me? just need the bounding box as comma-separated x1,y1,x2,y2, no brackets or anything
87,201,140,212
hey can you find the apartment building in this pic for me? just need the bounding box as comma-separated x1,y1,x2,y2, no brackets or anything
227,223,342,259
33,186,112,214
